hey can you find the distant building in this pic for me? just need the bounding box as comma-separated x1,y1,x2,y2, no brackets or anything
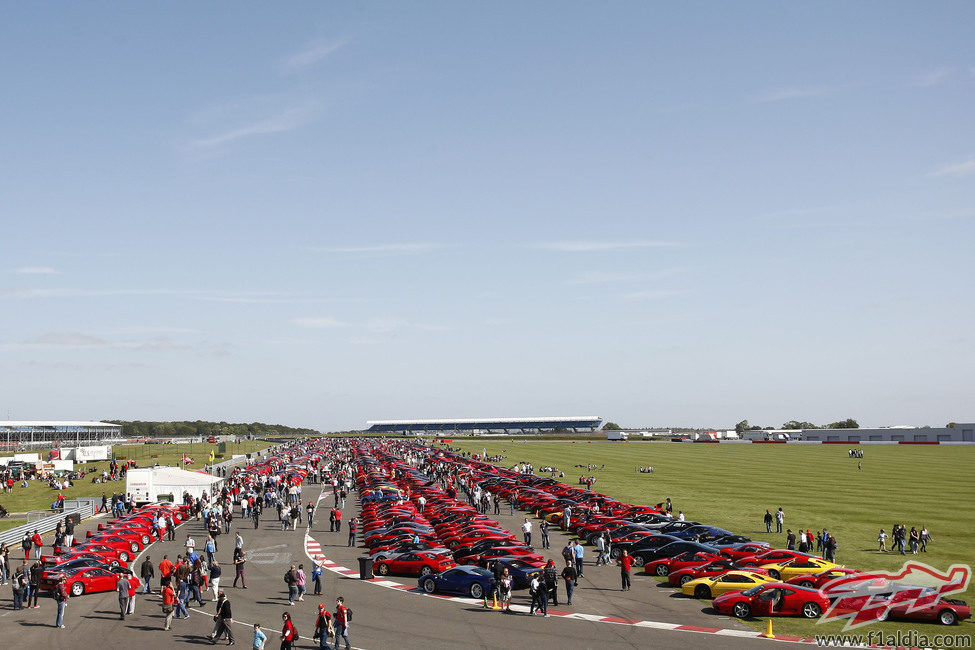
365,416,602,434
0,421,123,450
797,423,973,443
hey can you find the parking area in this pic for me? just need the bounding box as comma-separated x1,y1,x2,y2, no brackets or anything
2,482,811,649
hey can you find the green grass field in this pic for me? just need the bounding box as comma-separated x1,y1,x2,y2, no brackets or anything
0,441,268,515
449,439,975,642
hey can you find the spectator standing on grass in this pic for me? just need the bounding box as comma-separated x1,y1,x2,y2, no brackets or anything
775,508,784,533
764,510,773,533
909,527,920,554
826,535,837,562
617,549,632,591
920,526,931,552
786,529,796,550
877,528,888,552
677,511,685,522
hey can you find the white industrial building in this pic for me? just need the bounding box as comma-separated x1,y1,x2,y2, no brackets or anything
126,466,224,504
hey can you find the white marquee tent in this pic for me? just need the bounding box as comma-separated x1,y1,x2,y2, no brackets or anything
126,466,224,504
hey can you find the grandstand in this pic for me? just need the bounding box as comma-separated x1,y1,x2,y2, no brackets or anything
365,416,603,434
0,421,123,450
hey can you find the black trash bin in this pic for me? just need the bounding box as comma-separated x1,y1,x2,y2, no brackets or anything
357,556,374,580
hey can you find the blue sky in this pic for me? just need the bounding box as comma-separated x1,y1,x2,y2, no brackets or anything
1,2,972,431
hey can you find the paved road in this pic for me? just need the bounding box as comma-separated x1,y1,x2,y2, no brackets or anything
2,482,809,649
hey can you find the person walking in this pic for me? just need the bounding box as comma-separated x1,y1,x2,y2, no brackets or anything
529,572,548,616
285,564,299,605
280,612,296,650
28,560,42,608
561,560,577,606
909,527,920,554
53,574,69,628
617,549,632,591
175,576,191,620
296,564,307,602
233,548,247,588
117,572,132,620
334,596,352,650
161,578,177,630
235,532,244,554
775,508,784,533
206,535,217,565
141,556,155,593
210,561,222,597
312,561,323,596
306,501,315,529
314,603,334,650
252,623,267,650
127,571,138,615
763,510,773,533
334,508,342,532
877,528,888,552
543,559,558,606
920,526,931,552
346,518,357,548
208,591,235,645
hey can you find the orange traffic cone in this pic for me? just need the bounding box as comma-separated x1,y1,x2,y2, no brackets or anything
762,619,775,639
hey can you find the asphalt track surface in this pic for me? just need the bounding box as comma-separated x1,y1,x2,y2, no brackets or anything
3,482,811,650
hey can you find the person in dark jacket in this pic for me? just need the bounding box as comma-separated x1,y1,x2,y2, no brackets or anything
208,591,234,645
141,556,155,593
543,559,558,606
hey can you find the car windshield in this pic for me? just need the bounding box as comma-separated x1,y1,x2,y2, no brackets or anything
506,561,530,569
742,585,766,597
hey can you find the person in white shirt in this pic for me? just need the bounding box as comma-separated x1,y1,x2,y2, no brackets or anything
185,535,196,557
521,519,533,546
677,511,685,521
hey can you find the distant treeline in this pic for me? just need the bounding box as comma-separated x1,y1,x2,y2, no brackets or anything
105,420,321,439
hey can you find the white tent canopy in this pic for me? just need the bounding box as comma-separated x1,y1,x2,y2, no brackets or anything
126,466,224,504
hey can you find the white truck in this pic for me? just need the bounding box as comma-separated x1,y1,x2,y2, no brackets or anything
605,431,629,441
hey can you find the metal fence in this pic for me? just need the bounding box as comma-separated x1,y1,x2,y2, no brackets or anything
0,498,96,547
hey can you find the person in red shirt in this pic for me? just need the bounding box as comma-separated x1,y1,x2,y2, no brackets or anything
31,530,43,560
159,555,174,580
617,549,632,591
161,579,177,630
334,596,351,650
280,611,295,650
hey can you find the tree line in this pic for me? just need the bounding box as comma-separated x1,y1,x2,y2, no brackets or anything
735,418,859,434
105,420,321,439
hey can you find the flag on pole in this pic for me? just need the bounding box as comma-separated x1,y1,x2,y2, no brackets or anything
209,450,215,463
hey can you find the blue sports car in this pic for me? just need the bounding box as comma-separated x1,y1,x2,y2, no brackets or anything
420,565,496,598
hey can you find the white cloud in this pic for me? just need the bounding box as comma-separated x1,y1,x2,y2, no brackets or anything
753,85,846,103
293,317,348,328
929,158,975,179
623,290,682,300
188,104,320,148
535,240,678,252
31,332,106,346
282,38,348,72
912,67,952,87
315,243,444,255
13,266,57,275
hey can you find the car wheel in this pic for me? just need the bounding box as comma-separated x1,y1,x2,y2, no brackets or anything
799,580,814,588
655,564,669,576
419,566,433,577
142,534,151,545
694,585,711,599
374,554,386,562
632,556,645,568
422,578,436,594
939,609,958,625
732,602,751,618
470,583,484,599
610,548,622,559
119,551,129,562
679,574,693,586
376,563,389,576
768,570,780,580
70,582,84,596
801,602,822,618
130,542,139,553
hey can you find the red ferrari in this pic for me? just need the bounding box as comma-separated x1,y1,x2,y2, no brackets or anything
712,583,829,619
669,560,770,587
374,551,457,577
645,551,723,577
40,566,141,597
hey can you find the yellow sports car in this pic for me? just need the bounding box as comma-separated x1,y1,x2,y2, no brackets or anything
681,571,778,599
760,557,842,581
